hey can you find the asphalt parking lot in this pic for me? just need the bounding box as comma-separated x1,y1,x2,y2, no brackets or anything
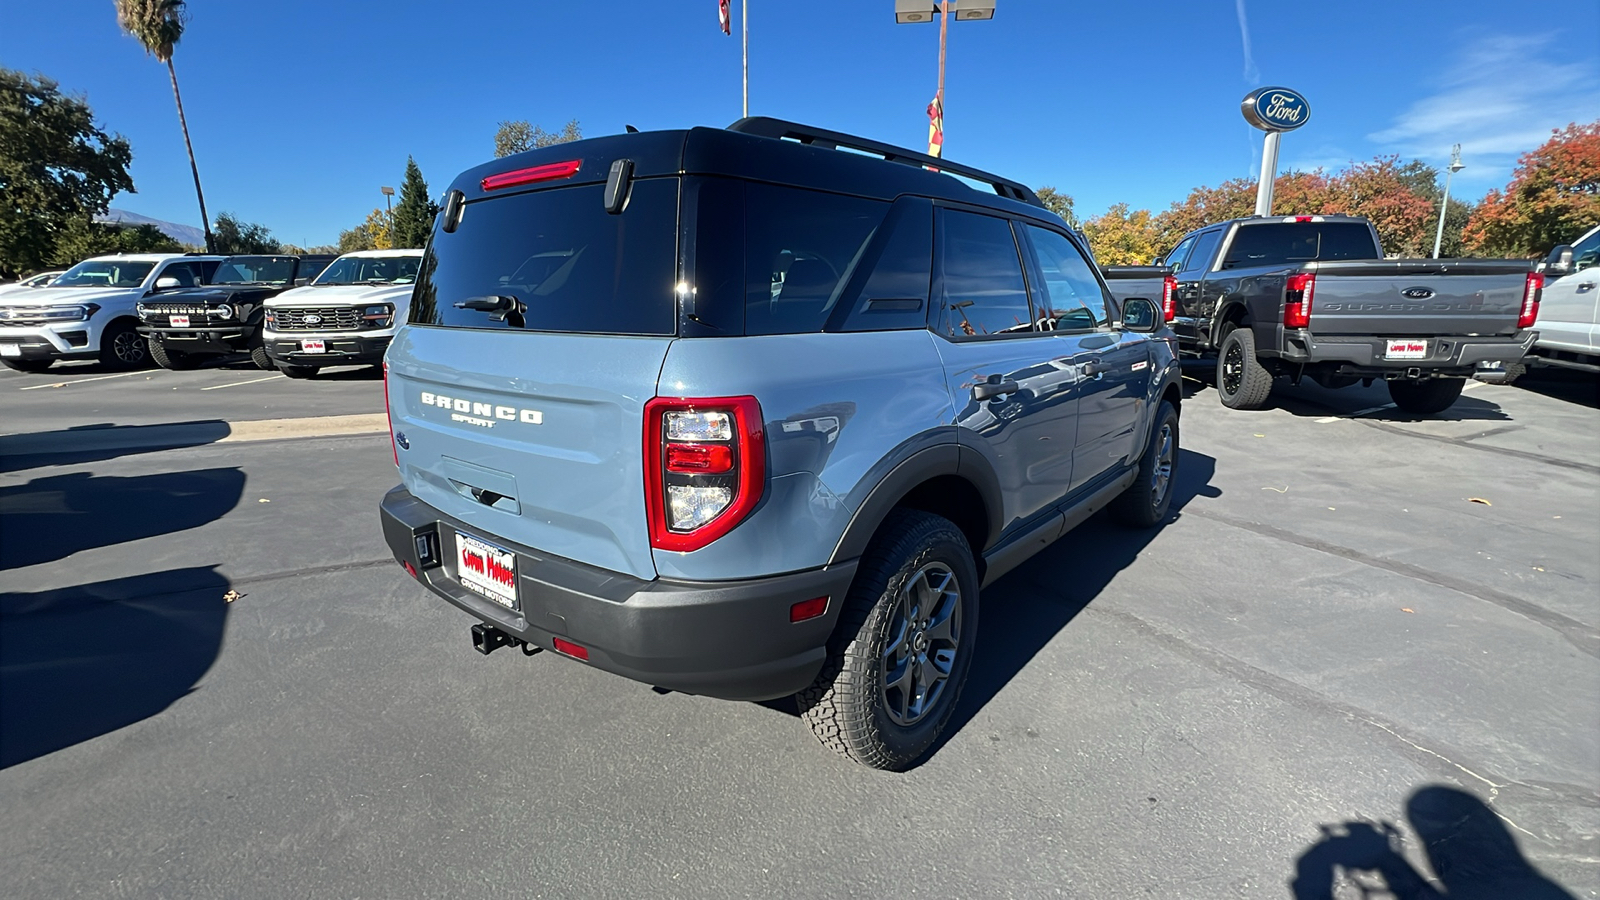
0,360,1595,899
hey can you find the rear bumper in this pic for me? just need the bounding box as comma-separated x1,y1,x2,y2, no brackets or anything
265,332,390,367
1280,329,1536,375
139,327,248,355
380,486,857,701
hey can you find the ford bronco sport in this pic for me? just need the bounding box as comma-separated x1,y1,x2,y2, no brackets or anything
380,118,1183,769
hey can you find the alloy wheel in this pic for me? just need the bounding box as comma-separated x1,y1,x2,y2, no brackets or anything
882,562,962,726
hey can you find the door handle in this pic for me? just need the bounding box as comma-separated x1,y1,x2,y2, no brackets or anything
1577,282,1595,293
1080,359,1107,378
972,380,1019,401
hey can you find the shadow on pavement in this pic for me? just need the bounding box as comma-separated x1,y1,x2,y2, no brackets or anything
1515,367,1599,409
0,421,235,473
0,467,245,569
1289,784,1577,899
0,567,232,768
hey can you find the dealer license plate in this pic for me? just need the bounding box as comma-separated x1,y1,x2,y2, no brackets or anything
0,344,19,358
1385,339,1428,360
456,532,518,609
169,315,190,327
300,339,326,354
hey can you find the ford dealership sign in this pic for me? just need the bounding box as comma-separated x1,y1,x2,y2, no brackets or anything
1242,87,1311,132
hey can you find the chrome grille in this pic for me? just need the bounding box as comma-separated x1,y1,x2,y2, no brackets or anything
272,307,361,331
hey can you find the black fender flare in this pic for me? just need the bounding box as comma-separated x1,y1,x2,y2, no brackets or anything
828,442,1003,564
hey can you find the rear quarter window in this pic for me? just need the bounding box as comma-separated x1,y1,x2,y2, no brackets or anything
410,179,679,335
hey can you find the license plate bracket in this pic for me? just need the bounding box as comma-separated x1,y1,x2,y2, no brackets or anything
455,531,518,610
170,315,190,328
1385,339,1428,360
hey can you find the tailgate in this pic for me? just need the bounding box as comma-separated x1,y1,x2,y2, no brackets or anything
388,327,670,580
1307,260,1530,336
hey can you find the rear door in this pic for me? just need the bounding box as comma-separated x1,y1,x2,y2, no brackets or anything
1020,223,1152,493
1172,229,1224,348
930,207,1078,532
1537,227,1600,353
387,176,682,581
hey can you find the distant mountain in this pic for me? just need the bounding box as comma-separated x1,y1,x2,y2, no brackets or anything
95,208,207,248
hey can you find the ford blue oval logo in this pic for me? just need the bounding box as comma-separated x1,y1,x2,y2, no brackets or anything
304,314,322,325
1402,287,1435,300
1242,87,1311,132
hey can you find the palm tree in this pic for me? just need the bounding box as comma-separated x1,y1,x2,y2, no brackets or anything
114,0,213,252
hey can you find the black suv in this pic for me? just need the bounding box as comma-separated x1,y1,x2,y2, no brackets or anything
137,254,334,369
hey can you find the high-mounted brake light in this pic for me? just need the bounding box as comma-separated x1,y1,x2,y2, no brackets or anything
383,362,398,466
480,159,582,192
1519,272,1542,329
644,396,765,552
1161,274,1178,323
1283,215,1324,223
1284,273,1315,329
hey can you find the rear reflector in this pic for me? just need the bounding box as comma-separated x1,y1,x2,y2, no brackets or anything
481,159,582,192
1519,272,1542,329
790,596,829,623
551,637,589,661
402,560,417,579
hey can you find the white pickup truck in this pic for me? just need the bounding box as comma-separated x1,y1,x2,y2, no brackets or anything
0,253,221,372
1529,224,1600,373
260,249,423,377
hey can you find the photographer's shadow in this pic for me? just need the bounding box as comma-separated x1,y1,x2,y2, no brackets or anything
1290,785,1576,899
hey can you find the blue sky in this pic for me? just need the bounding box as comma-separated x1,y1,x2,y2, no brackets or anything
6,1,1596,246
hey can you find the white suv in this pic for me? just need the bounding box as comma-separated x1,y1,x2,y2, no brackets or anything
261,249,423,377
0,253,221,372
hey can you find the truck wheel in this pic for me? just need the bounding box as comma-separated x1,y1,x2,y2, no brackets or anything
277,363,317,379
98,320,149,370
1387,378,1464,414
1216,327,1273,410
1,358,54,373
249,339,273,371
797,509,979,771
1107,400,1180,528
147,339,198,371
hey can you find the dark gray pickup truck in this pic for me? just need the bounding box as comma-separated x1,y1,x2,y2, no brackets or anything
1154,216,1540,413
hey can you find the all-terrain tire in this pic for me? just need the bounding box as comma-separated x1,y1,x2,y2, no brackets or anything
277,363,317,379
1387,378,1465,414
796,509,979,771
1216,326,1274,410
1107,400,1180,527
249,335,273,370
1,357,54,373
148,339,198,371
98,319,149,370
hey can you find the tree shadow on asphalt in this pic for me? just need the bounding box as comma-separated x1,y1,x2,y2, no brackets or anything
0,467,245,568
1512,368,1599,409
1183,366,1513,423
0,567,232,768
1288,784,1577,899
0,421,233,473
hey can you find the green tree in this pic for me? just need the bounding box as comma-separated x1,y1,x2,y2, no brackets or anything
115,0,213,252
338,209,392,253
390,157,439,249
1035,186,1079,229
212,212,281,254
1464,121,1600,257
1394,160,1474,258
0,69,135,278
49,220,181,266
1082,203,1164,265
494,118,582,158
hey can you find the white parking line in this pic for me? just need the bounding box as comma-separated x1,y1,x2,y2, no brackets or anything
199,375,282,391
17,371,148,391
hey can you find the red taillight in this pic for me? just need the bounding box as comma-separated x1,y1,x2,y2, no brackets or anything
790,596,829,623
402,560,417,579
643,396,766,553
480,159,582,192
1161,275,1178,323
1285,273,1315,329
1519,272,1542,329
551,637,589,661
383,361,398,466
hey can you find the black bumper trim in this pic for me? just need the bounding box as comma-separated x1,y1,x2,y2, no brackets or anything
266,335,390,366
380,486,857,701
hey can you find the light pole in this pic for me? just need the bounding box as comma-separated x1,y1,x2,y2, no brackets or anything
895,1,995,158
1432,145,1463,259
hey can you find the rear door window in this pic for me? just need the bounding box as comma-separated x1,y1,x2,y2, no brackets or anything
1181,230,1223,277
743,183,885,335
935,209,1036,339
411,179,679,335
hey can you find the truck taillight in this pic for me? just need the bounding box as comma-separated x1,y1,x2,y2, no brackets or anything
1284,273,1315,329
1161,275,1178,323
1518,272,1542,329
643,396,765,552
383,362,398,467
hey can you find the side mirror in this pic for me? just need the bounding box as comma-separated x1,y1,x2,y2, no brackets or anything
154,276,180,291
1544,245,1574,277
1121,297,1160,333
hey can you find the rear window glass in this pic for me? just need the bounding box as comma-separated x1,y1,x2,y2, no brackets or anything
1221,223,1378,269
743,184,885,335
410,179,678,335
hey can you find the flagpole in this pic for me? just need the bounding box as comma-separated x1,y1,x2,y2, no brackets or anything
742,0,749,117
935,0,948,156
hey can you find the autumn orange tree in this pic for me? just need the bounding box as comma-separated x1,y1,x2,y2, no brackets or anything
1463,121,1600,257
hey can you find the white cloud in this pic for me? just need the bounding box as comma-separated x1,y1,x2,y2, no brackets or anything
1235,0,1260,85
1368,33,1598,186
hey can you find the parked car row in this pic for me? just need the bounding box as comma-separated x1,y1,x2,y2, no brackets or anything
0,248,421,375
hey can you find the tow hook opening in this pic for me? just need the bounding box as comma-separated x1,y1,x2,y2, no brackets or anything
471,623,541,656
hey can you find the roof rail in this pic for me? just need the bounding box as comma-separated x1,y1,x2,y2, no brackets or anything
727,116,1042,208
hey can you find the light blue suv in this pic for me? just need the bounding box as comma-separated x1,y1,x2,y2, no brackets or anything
380,118,1183,769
